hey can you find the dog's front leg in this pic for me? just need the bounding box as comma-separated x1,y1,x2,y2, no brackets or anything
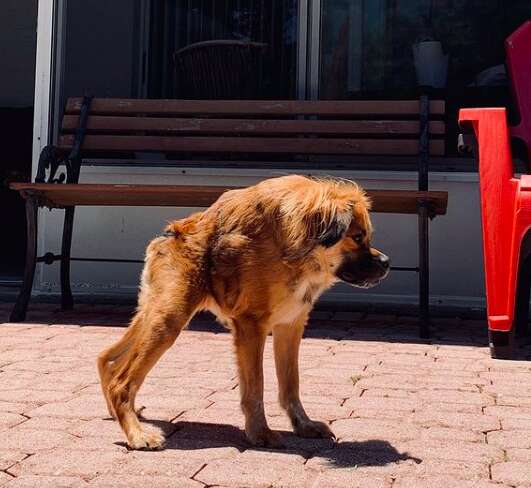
233,319,284,448
273,314,335,440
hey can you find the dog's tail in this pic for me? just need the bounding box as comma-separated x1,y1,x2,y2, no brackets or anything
163,212,203,238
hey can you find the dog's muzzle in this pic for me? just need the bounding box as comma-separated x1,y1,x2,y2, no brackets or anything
337,251,390,288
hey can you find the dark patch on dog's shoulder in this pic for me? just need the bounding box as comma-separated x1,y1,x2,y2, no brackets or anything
307,257,322,273
287,270,304,292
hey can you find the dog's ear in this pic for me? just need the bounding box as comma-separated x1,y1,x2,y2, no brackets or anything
277,177,369,261
317,211,352,248
281,205,352,260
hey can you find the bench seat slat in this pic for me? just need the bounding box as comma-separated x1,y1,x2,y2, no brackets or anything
10,183,448,216
66,98,446,116
58,134,445,156
62,115,446,136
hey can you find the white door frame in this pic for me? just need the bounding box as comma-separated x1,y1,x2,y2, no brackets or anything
32,0,56,178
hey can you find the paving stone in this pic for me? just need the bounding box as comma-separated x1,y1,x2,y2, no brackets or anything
306,445,417,477
485,405,531,420
393,476,506,488
26,394,111,419
394,440,504,464
0,390,75,404
1,360,86,373
481,372,531,383
487,430,531,449
8,449,129,477
417,389,494,406
344,395,418,413
1,429,77,452
0,412,26,431
15,417,81,432
422,401,484,414
196,450,312,488
0,349,44,364
332,418,420,442
349,407,411,421
361,388,417,399
411,411,500,432
506,448,531,462
63,435,130,452
0,451,28,472
496,394,531,407
0,401,38,415
0,473,13,487
420,427,484,443
310,471,392,488
405,459,489,479
491,461,531,486
88,475,201,487
3,476,88,487
123,445,238,478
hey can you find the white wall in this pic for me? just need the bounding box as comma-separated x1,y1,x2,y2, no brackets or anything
0,0,37,107
33,168,486,308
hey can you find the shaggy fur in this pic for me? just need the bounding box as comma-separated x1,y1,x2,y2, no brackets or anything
97,175,389,449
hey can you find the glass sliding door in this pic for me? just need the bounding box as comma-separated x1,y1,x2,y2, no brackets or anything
315,0,531,157
147,0,300,99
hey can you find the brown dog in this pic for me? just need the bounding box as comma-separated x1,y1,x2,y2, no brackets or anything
97,175,389,449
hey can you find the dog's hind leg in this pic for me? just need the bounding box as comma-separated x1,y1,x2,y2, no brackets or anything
106,301,196,450
273,313,335,440
97,314,142,419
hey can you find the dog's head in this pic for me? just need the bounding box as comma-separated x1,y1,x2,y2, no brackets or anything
278,176,389,288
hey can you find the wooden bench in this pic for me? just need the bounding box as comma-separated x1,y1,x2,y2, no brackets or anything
10,96,448,337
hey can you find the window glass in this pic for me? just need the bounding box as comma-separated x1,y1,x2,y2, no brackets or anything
320,0,530,159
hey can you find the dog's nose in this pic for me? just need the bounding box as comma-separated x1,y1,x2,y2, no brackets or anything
377,253,390,269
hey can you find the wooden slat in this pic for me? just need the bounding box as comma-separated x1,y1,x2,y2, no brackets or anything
62,115,446,136
10,183,448,216
66,98,445,117
59,134,445,156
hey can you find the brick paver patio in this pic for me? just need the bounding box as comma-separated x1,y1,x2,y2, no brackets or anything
0,302,530,487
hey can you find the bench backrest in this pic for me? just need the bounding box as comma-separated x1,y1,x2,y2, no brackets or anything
60,98,445,158
54,97,445,190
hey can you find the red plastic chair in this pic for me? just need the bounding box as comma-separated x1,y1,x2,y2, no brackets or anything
458,21,531,359
506,20,531,167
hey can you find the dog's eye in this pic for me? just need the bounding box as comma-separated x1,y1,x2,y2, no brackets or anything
353,233,364,244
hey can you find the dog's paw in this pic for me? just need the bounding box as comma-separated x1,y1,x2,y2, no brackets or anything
246,428,285,449
294,420,335,440
127,429,165,450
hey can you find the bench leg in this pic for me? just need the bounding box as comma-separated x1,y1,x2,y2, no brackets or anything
418,203,430,338
10,197,38,322
60,206,75,310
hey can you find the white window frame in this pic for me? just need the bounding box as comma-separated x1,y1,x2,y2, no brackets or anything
32,0,56,179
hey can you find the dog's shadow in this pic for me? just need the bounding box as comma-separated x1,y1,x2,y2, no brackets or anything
117,418,421,469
